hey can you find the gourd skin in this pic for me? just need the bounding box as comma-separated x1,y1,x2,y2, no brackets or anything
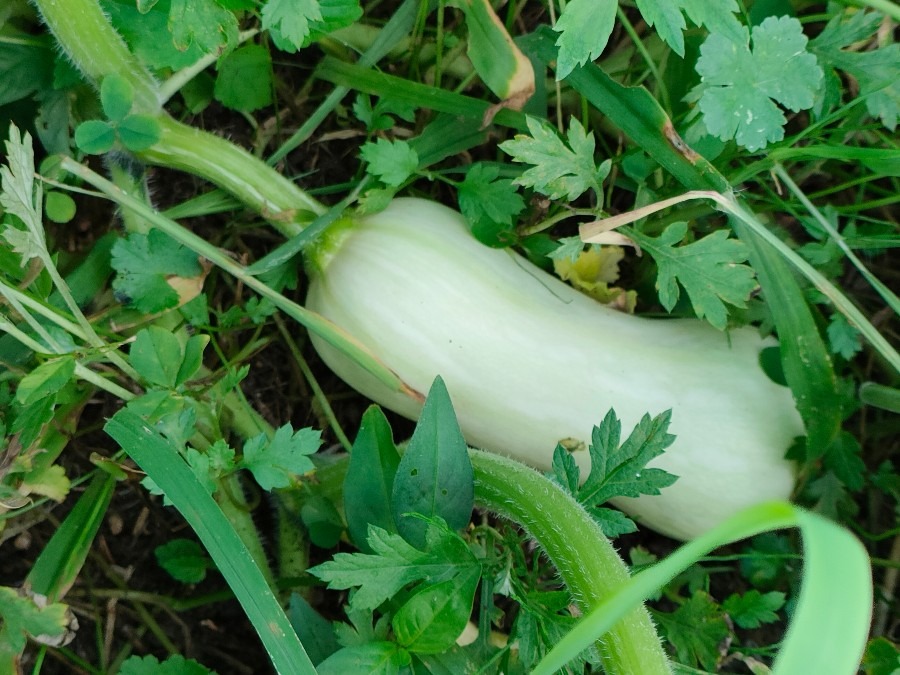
306,198,804,541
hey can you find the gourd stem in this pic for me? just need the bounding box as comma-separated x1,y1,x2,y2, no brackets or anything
141,116,326,234
314,452,672,674
34,0,161,111
33,0,327,234
470,450,672,675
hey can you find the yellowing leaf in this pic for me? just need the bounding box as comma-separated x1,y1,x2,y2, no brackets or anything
553,246,637,310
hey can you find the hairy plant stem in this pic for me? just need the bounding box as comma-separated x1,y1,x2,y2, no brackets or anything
470,451,671,675
313,452,671,675
34,0,327,234
34,0,160,111
141,117,326,233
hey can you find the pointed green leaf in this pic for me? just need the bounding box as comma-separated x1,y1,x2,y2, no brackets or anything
15,356,76,406
344,406,402,552
392,376,474,547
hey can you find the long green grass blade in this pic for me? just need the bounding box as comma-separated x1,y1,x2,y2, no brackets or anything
26,472,116,601
730,218,842,455
315,56,527,131
773,509,872,674
532,502,872,675
104,409,316,675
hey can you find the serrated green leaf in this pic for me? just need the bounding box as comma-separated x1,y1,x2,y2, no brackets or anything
457,163,524,246
499,116,609,202
261,0,323,50
579,409,678,508
627,221,757,329
344,406,401,552
654,590,729,671
240,424,321,490
119,654,214,675
696,16,823,150
169,0,238,55
117,114,161,151
316,641,410,675
110,229,202,313
360,138,419,187
74,120,116,155
549,444,580,495
392,566,480,654
155,538,213,583
303,0,362,48
810,11,899,131
214,44,273,112
15,356,76,406
552,0,617,80
100,74,134,123
103,0,206,71
0,586,69,653
392,376,474,548
722,589,785,629
827,313,862,360
635,0,742,56
309,520,478,611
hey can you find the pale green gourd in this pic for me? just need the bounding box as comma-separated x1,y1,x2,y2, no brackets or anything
306,198,804,541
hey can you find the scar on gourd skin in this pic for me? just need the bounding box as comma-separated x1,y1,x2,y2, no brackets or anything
662,120,701,163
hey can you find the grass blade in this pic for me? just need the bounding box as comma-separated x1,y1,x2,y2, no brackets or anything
104,409,316,675
26,472,116,601
533,501,871,675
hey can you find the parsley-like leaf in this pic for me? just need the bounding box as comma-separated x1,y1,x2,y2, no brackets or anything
635,0,743,57
810,11,899,131
261,0,323,51
1,125,45,264
827,313,862,360
309,520,480,611
0,586,69,653
457,163,525,244
360,138,419,187
240,423,321,490
169,0,239,56
627,221,757,330
110,230,202,314
654,591,729,671
552,0,616,79
499,116,610,202
550,409,678,537
118,654,213,675
722,590,785,629
695,16,823,151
